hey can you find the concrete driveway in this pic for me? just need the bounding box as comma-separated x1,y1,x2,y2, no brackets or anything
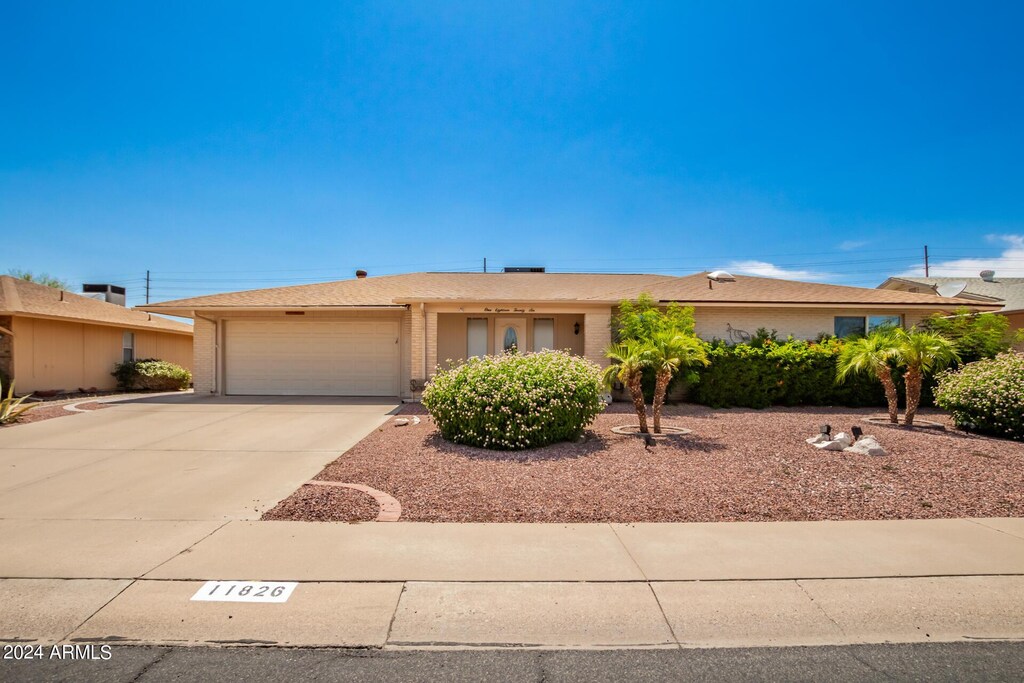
0,394,400,521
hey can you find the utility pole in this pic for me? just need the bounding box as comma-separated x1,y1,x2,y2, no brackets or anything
146,270,151,304
924,246,929,277
483,258,487,273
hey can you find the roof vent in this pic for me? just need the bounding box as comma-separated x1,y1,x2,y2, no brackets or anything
503,266,545,273
980,270,996,282
82,284,127,306
355,270,368,279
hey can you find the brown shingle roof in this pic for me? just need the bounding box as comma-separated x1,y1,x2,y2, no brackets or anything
140,271,996,312
0,276,193,334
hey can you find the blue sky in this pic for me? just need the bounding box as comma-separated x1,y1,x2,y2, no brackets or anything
3,1,1024,306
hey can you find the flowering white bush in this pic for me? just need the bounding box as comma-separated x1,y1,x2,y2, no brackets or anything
934,352,1024,441
422,350,606,450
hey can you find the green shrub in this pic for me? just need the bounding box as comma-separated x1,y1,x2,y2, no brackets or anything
422,350,606,450
934,352,1024,441
692,337,886,408
112,358,191,391
921,308,1013,364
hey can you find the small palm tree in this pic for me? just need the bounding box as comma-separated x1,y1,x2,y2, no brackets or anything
603,341,650,433
836,331,901,423
892,328,960,426
643,331,709,433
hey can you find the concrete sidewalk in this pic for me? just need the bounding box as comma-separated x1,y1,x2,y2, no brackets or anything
2,518,1024,649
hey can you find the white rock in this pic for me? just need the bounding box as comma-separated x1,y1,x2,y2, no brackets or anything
844,436,887,456
806,434,831,444
394,418,410,427
832,432,853,448
813,439,846,451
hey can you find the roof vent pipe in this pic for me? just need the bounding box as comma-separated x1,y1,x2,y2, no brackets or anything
355,270,368,279
980,270,996,282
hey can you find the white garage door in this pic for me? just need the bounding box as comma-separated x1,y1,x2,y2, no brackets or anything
225,319,401,396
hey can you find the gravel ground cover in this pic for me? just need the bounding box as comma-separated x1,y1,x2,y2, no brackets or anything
266,403,1024,523
263,483,379,522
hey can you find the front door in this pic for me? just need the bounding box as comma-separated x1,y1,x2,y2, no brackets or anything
494,317,527,355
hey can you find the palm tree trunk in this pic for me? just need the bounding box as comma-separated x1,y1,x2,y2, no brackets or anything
652,369,671,434
904,366,922,427
626,371,649,434
877,366,899,424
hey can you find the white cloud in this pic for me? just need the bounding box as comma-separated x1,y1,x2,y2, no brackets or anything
838,240,868,251
724,260,828,281
898,234,1024,278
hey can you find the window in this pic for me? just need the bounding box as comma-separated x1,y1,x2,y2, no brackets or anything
868,315,902,332
533,318,554,352
467,318,488,358
834,316,866,338
122,331,135,363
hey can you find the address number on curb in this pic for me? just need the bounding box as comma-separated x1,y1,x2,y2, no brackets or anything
191,581,297,603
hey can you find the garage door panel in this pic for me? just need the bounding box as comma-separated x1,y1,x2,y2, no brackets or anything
226,320,400,396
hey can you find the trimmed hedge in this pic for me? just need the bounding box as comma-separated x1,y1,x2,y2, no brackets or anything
934,352,1024,441
112,358,192,391
422,350,606,450
691,338,886,409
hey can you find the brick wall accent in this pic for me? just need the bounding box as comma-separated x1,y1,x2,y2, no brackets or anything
0,315,12,384
410,304,425,383
191,316,217,394
425,310,438,376
584,311,612,367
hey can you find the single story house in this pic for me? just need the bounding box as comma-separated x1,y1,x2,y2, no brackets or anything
139,270,997,400
878,272,1024,343
0,276,193,394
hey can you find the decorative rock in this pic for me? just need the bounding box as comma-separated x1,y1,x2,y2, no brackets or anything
813,439,846,451
410,416,421,426
832,432,854,448
844,435,887,457
806,434,831,445
394,418,410,427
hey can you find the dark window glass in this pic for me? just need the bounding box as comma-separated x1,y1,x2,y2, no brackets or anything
834,316,866,338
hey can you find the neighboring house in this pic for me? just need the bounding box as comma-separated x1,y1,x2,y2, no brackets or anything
139,270,997,399
0,276,193,394
878,272,1024,343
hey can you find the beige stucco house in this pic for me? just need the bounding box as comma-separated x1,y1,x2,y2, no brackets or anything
140,270,997,399
0,276,193,394
878,273,1024,346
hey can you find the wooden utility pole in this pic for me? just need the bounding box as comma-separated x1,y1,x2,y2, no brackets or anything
146,270,151,304
924,246,929,277
483,258,487,273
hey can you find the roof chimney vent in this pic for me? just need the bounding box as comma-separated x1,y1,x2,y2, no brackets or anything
503,266,545,273
355,270,368,279
980,270,996,282
82,284,127,306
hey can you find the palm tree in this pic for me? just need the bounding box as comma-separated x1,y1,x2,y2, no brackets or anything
603,341,651,433
892,328,960,426
643,331,709,433
836,331,901,423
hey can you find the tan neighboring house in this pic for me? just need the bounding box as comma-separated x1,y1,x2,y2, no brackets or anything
0,276,193,394
139,270,997,399
878,272,1024,344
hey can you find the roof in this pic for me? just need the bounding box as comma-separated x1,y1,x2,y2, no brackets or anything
0,276,193,334
878,276,1024,313
139,271,997,315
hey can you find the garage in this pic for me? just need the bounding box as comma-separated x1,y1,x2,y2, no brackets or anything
224,319,401,396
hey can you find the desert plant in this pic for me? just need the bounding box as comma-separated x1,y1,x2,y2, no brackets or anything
602,340,651,433
112,359,192,391
0,380,36,424
892,328,960,426
934,352,1024,441
921,308,1012,363
422,350,605,450
642,331,708,433
836,330,901,423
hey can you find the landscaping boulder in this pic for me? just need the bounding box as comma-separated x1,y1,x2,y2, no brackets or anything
813,439,847,451
805,433,830,445
844,435,887,457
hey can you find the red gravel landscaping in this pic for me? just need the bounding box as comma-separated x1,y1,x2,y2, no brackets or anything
265,403,1024,524
0,401,111,428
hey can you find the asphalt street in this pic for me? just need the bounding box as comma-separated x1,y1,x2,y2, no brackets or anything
3,642,1023,682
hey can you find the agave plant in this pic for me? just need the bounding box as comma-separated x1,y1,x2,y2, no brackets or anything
0,380,36,424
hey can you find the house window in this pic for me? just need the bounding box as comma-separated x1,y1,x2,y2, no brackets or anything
868,315,902,332
533,318,554,352
834,316,866,338
122,331,135,363
467,318,488,358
